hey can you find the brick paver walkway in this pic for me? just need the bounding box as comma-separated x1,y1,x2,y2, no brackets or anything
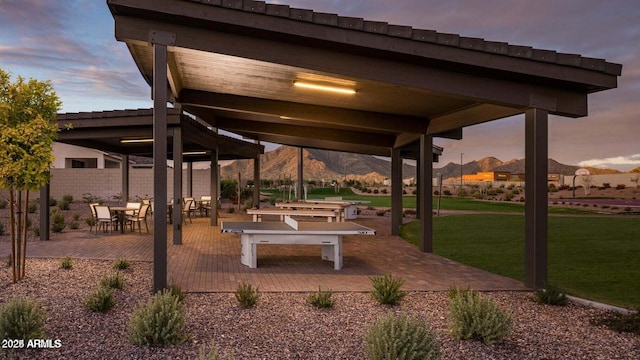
0,213,526,292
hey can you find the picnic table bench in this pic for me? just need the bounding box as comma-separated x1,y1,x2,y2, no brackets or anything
246,208,341,222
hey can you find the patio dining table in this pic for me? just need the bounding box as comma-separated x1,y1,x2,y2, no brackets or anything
110,206,139,233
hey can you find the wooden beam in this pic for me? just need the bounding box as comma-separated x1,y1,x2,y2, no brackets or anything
428,104,523,135
215,117,397,147
180,90,428,133
418,134,433,252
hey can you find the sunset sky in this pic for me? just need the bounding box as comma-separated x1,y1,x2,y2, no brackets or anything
1,0,638,170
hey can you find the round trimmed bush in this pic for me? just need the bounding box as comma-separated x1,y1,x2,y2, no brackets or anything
364,312,440,360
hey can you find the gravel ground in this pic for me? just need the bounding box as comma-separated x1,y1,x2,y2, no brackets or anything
0,259,637,359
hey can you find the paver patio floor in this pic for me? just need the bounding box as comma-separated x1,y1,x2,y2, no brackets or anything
0,213,526,292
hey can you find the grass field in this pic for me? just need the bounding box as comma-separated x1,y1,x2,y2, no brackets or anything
400,214,640,308
264,187,596,214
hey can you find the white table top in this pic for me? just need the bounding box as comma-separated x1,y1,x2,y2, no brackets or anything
221,221,376,235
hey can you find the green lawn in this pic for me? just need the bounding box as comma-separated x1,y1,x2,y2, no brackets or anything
264,187,595,214
400,214,640,308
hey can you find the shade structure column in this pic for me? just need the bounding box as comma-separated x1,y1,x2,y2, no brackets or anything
297,147,304,201
152,40,169,293
121,154,129,202
391,147,403,235
210,148,219,226
418,134,434,252
186,162,193,197
172,127,183,245
524,108,548,289
253,152,260,209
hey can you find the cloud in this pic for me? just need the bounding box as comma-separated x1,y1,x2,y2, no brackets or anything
578,154,640,169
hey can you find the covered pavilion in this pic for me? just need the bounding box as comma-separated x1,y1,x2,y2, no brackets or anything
106,0,621,291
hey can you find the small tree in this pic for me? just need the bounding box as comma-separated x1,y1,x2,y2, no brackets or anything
0,69,61,282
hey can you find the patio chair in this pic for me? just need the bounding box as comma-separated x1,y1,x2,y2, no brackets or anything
200,195,212,217
182,198,194,223
125,202,141,217
95,205,116,235
127,203,150,233
142,199,152,214
88,202,100,232
184,197,198,218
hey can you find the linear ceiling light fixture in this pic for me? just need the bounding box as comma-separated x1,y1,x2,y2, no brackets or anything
120,138,154,144
293,81,356,95
182,151,208,156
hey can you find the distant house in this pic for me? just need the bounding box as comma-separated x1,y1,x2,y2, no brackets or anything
52,142,121,169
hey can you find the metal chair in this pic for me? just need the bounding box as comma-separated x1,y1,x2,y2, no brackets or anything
95,205,116,235
127,203,150,233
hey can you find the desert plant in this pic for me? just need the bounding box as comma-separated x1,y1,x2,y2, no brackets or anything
534,285,568,306
62,194,73,203
128,289,185,346
363,312,440,360
0,298,46,341
58,200,70,210
0,222,4,236
167,283,186,303
32,226,39,237
50,209,66,233
48,197,58,207
376,210,386,216
100,272,125,290
85,216,97,228
68,221,80,230
71,212,80,221
60,257,73,270
0,199,7,209
370,273,407,305
306,287,335,309
198,342,236,360
591,310,640,335
235,282,260,308
113,258,130,270
83,286,115,313
449,287,512,344
27,202,37,213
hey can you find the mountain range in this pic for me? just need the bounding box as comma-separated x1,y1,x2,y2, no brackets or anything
220,146,637,182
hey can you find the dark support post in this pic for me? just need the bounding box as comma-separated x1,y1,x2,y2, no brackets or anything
121,155,129,202
525,108,548,289
297,147,304,201
172,127,183,245
39,184,50,241
253,153,260,209
415,158,421,219
152,41,168,293
418,134,434,252
186,162,193,197
391,147,403,235
210,149,219,226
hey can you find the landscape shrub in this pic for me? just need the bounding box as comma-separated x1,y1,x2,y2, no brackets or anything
50,209,66,233
363,312,440,360
534,285,568,306
376,210,386,216
167,283,186,303
113,258,130,270
0,298,46,341
27,202,37,213
100,272,125,290
0,199,7,209
306,287,335,309
370,273,407,305
456,188,468,197
48,197,57,207
60,257,73,270
235,282,260,308
448,287,512,344
443,190,451,196
85,217,97,228
58,200,70,211
128,290,185,346
198,342,236,360
83,286,115,312
591,310,640,335
62,194,73,203
0,222,4,236
68,221,80,230
616,184,626,190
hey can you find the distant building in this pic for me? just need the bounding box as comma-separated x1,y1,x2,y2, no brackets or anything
52,143,121,169
462,171,511,182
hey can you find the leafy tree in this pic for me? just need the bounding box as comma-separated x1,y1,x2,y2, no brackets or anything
0,69,61,282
